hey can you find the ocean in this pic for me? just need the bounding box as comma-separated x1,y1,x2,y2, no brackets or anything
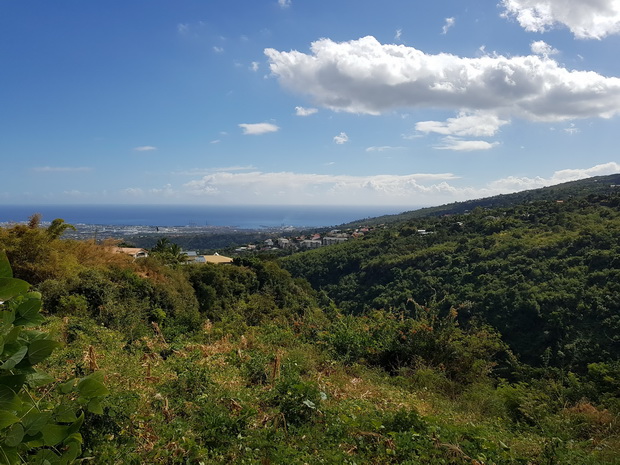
0,205,413,229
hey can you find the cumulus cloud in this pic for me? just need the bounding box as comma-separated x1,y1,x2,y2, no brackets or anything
500,0,620,39
250,61,259,72
295,106,318,116
416,111,509,137
333,132,349,144
435,138,499,151
442,17,455,34
265,36,620,121
239,122,280,135
278,0,291,7
530,40,559,57
33,166,92,173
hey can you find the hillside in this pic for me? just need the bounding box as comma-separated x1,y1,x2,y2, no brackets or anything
338,173,620,228
0,183,619,463
282,187,620,371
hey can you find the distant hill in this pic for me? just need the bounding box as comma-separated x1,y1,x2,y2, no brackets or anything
339,173,620,228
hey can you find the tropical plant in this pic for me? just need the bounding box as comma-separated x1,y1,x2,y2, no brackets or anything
0,251,108,464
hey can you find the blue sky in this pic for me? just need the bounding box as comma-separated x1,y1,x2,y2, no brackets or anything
2,0,620,207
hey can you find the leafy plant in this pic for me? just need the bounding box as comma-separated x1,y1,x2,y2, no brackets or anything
0,251,108,464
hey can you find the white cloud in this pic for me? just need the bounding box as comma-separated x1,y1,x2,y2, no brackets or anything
180,162,619,205
333,132,349,144
239,122,280,135
265,36,620,121
33,166,92,173
183,171,459,204
434,138,499,151
210,139,221,144
134,146,157,152
295,106,318,116
366,146,405,152
250,61,260,72
489,162,620,191
177,23,189,35
278,0,291,8
530,40,559,57
415,111,509,137
501,0,620,39
442,17,455,34
564,123,580,134
213,46,224,53
395,29,402,41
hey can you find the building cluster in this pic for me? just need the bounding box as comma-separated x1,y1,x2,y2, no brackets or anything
235,227,374,253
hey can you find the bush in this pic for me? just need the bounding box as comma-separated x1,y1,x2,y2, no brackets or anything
0,251,108,464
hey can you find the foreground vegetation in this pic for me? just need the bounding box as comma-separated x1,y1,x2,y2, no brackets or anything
0,183,619,463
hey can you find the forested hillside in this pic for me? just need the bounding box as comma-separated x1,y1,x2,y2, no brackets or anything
338,173,620,227
282,191,620,373
0,184,619,463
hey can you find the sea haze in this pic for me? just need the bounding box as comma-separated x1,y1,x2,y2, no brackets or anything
0,205,413,229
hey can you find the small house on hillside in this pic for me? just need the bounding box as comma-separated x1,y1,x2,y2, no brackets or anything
203,253,233,264
113,247,149,259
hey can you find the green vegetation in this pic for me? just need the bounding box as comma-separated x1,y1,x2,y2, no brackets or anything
0,251,108,464
0,180,619,463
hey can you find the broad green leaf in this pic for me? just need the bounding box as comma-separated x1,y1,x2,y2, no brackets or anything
60,441,82,465
41,424,70,446
33,447,61,462
0,310,15,328
23,434,44,447
0,278,29,301
0,345,28,371
87,398,104,415
0,444,19,465
4,423,24,447
22,412,52,436
14,299,43,327
16,298,41,318
59,440,81,465
67,413,84,435
0,252,11,279
54,404,78,423
77,376,109,398
28,339,59,365
59,379,77,395
0,385,20,411
0,410,20,429
0,375,26,391
4,327,21,345
25,372,55,388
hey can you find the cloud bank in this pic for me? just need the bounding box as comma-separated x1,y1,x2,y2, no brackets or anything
265,36,620,121
178,162,620,205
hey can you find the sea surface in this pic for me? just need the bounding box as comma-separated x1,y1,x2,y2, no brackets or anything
0,205,414,229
